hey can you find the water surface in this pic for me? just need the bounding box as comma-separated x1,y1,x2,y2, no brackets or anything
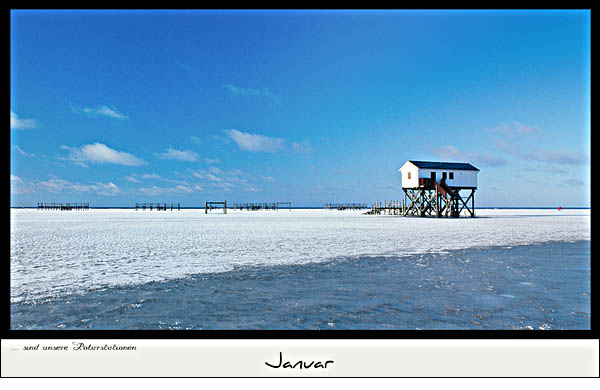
11,240,590,330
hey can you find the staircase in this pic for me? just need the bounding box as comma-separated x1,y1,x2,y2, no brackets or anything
435,179,454,199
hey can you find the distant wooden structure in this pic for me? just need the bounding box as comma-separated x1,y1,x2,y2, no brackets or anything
37,202,89,211
364,200,404,215
277,202,292,211
135,203,180,211
232,202,292,211
205,201,227,214
398,160,479,218
323,203,368,210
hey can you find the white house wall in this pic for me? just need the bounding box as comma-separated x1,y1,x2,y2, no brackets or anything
418,168,478,188
399,163,419,188
400,167,477,188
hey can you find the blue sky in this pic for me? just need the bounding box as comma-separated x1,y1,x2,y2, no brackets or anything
10,10,590,207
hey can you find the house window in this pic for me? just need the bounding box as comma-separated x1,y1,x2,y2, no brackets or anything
449,172,454,180
442,172,447,180
407,172,411,179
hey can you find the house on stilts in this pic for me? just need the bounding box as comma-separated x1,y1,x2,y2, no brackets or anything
399,160,479,218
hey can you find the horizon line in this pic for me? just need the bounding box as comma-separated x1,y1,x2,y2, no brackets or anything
9,206,592,210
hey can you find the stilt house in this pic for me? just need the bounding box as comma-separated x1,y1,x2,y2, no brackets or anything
399,160,479,217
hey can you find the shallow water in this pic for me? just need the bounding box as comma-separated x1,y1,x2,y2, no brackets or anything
11,240,590,330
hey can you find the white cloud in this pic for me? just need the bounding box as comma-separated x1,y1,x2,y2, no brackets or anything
243,184,260,192
37,177,69,192
291,140,313,153
190,136,202,146
175,185,193,193
225,129,285,153
12,145,35,158
37,177,120,196
11,174,31,194
138,184,193,196
433,122,588,172
61,143,146,167
470,152,507,167
95,182,120,196
519,149,589,166
10,174,121,196
223,129,311,154
141,173,163,180
208,166,224,175
11,111,37,130
224,84,281,104
491,121,540,138
430,145,506,167
431,145,462,160
125,172,189,186
156,146,199,162
489,122,589,167
125,175,142,183
71,104,129,120
204,157,221,164
258,175,275,182
190,167,261,193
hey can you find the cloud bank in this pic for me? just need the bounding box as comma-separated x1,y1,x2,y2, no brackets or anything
11,111,37,130
225,129,285,153
224,84,281,105
156,146,199,162
61,143,146,167
430,145,506,167
71,104,129,120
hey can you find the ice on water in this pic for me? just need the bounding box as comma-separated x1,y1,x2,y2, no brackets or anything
10,208,591,303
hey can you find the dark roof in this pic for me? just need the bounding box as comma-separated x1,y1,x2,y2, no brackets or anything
408,160,480,171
